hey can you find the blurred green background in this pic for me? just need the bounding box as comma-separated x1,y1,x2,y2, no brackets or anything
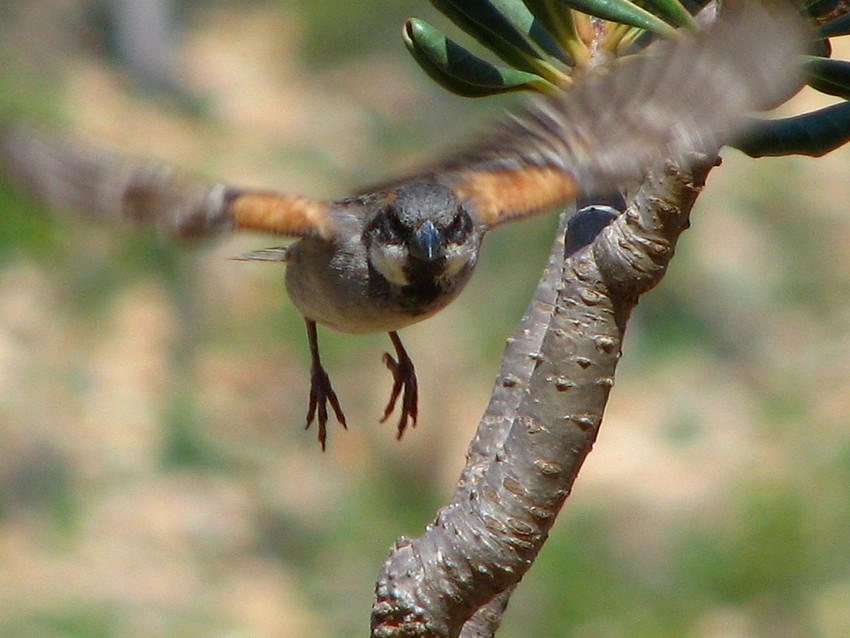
0,1,849,636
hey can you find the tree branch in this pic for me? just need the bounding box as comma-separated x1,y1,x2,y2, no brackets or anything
371,157,714,638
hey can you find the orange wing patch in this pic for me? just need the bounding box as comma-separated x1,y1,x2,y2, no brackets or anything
451,166,579,228
228,192,334,240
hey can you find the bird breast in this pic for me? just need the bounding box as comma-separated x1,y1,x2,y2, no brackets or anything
284,235,475,335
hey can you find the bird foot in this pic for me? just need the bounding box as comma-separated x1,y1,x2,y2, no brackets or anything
379,332,418,439
304,319,346,450
306,362,347,451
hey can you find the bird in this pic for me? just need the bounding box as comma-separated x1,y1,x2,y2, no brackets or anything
0,3,805,449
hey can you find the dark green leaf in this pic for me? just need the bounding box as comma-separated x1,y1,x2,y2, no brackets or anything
819,12,850,38
805,56,850,100
633,0,697,28
404,19,552,97
488,0,569,60
552,0,677,35
734,101,850,157
522,0,581,57
430,0,564,75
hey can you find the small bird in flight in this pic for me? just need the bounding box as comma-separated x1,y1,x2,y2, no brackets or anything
0,4,805,448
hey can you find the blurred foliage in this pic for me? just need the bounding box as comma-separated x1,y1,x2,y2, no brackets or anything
290,0,415,65
0,2,848,638
0,179,60,259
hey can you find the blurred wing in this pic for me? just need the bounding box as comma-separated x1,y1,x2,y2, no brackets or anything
0,124,336,241
398,2,807,228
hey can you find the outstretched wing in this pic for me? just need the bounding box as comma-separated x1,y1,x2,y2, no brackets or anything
394,2,807,229
0,123,336,241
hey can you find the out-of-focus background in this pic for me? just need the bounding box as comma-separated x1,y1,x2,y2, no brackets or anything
0,1,848,636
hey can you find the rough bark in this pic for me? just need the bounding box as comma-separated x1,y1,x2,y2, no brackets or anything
371,157,714,638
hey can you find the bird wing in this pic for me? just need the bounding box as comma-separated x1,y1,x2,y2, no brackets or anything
388,2,807,229
0,4,805,239
0,123,336,241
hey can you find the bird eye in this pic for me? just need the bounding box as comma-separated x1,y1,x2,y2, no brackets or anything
388,211,409,240
374,207,407,243
445,208,472,242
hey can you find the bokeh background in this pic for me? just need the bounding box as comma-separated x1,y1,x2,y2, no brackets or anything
0,1,849,636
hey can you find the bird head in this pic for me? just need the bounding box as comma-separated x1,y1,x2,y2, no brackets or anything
365,181,479,287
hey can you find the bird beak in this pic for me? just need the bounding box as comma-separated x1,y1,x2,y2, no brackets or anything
410,220,443,262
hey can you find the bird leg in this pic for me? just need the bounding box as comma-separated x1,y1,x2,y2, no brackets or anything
379,331,418,439
304,319,346,450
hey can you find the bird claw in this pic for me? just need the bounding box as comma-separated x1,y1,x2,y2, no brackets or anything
304,319,346,450
379,333,418,439
306,362,347,451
